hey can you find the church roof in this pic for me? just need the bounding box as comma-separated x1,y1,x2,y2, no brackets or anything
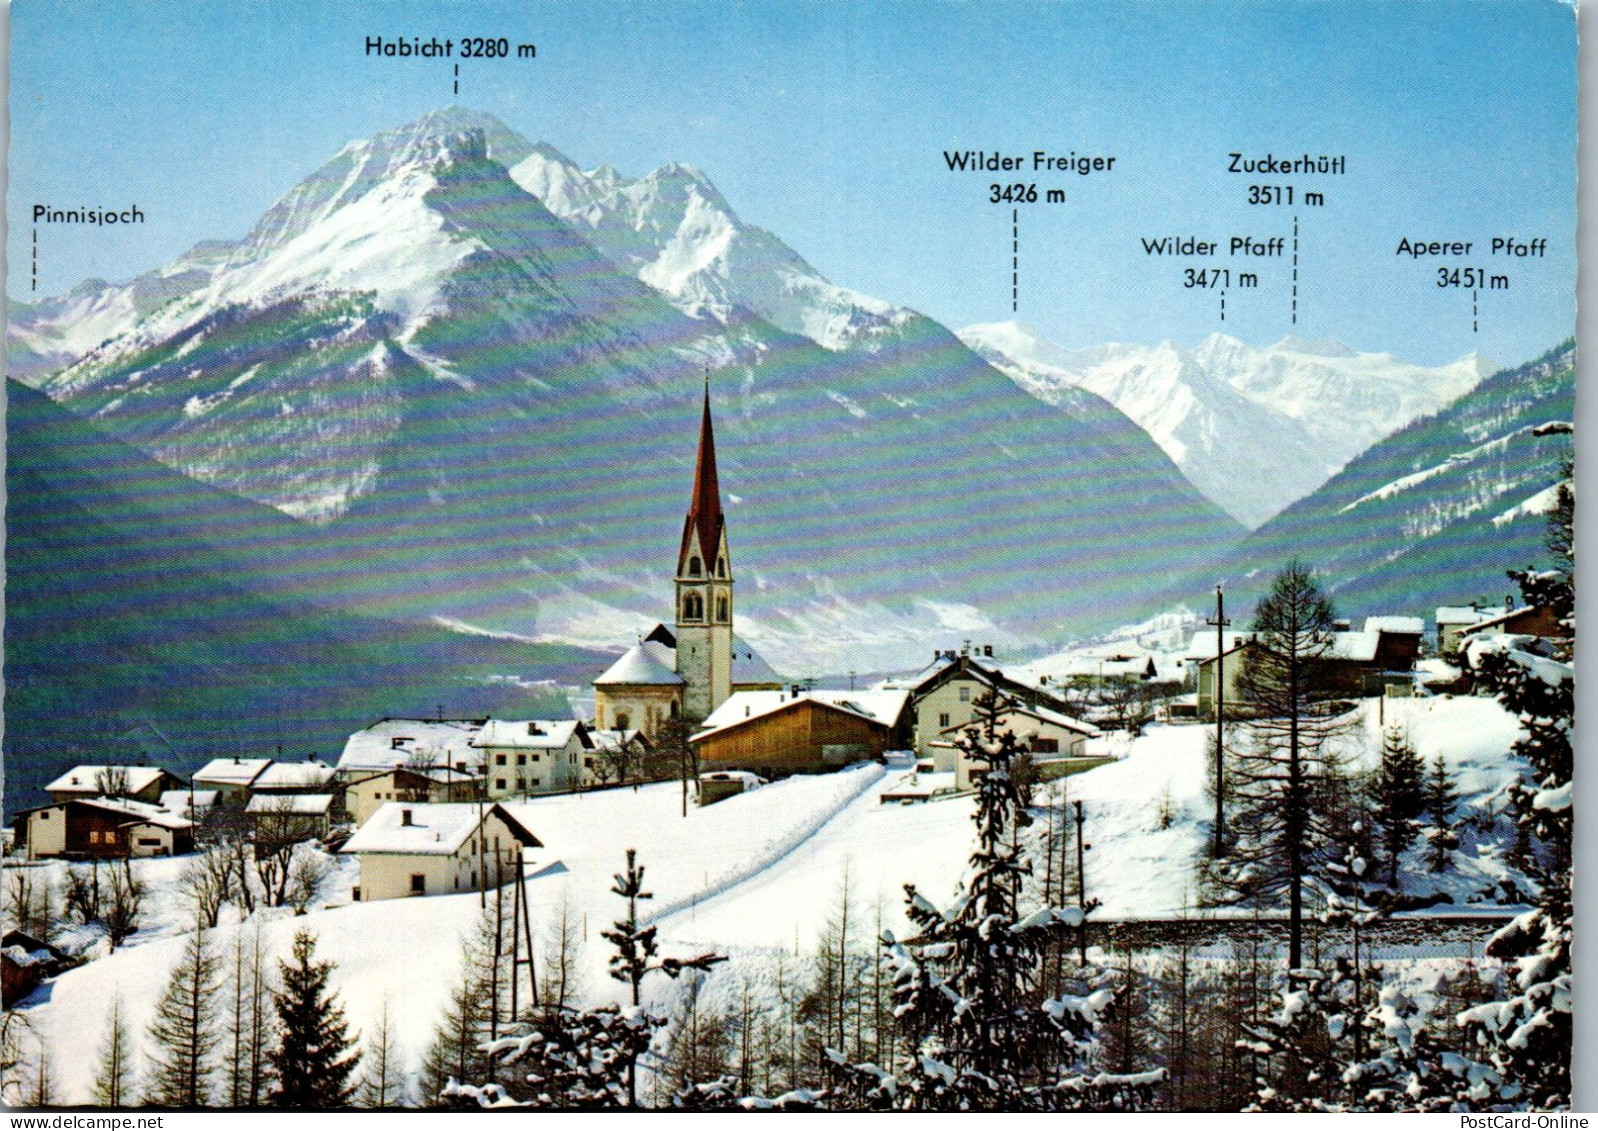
677,385,727,574
594,641,685,686
730,634,783,686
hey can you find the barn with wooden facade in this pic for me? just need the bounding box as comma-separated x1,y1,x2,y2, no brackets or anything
692,693,894,778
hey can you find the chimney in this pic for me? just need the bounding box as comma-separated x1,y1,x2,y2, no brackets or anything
1333,619,1351,632
983,644,994,658
401,809,413,827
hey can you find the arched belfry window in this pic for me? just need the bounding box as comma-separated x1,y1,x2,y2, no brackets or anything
683,593,704,621
716,557,727,578
716,596,730,622
688,556,703,578
615,712,630,731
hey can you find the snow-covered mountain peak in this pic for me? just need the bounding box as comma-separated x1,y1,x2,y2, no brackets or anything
1270,333,1357,359
959,323,1498,529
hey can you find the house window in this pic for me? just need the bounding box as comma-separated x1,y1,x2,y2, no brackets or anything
1033,737,1059,754
958,686,970,702
496,778,507,791
516,754,526,766
517,778,526,791
39,812,48,821
939,712,951,728
89,830,100,844
616,712,631,731
410,874,425,895
391,737,411,749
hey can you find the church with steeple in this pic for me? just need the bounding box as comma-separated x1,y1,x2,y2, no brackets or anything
592,385,781,737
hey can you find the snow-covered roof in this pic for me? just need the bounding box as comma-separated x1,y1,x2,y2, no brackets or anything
698,688,906,737
699,770,765,786
55,796,194,831
589,728,646,753
938,701,1100,739
252,761,337,790
342,802,539,856
193,758,272,786
158,789,219,815
337,719,487,774
1186,628,1392,663
473,719,586,750
593,641,684,686
694,690,892,741
45,765,175,795
246,793,334,816
1436,605,1506,626
1326,631,1381,662
730,634,783,686
1043,655,1157,680
1459,606,1556,637
1361,616,1425,636
1184,631,1257,661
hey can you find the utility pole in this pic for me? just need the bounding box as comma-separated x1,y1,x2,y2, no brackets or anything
1074,799,1088,966
1207,584,1230,857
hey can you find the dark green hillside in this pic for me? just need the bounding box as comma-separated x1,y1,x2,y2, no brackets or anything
4,379,602,815
1174,342,1574,623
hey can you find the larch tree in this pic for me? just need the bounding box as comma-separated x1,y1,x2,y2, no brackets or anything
266,928,359,1107
93,995,138,1107
1221,560,1349,969
144,922,223,1107
355,997,405,1109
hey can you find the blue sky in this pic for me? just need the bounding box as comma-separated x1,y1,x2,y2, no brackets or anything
8,0,1577,367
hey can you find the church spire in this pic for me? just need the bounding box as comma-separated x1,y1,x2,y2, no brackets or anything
677,375,725,576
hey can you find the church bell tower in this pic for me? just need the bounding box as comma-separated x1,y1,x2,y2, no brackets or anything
675,381,734,721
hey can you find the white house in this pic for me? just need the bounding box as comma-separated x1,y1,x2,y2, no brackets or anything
336,719,488,781
342,802,541,901
251,760,337,795
192,758,273,806
45,765,185,806
472,720,593,798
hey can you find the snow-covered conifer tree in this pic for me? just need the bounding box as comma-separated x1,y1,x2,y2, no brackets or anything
1458,467,1573,1109
265,928,359,1107
1370,727,1425,886
1421,755,1460,874
450,849,725,1109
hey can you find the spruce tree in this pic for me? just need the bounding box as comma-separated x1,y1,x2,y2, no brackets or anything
93,995,138,1107
266,928,359,1107
145,922,223,1107
1370,727,1425,885
830,690,1151,1111
1459,467,1574,1110
1421,755,1459,874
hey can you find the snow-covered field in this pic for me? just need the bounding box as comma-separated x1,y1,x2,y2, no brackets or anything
15,694,1530,1104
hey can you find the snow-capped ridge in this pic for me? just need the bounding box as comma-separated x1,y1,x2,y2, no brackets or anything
959,322,1496,528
